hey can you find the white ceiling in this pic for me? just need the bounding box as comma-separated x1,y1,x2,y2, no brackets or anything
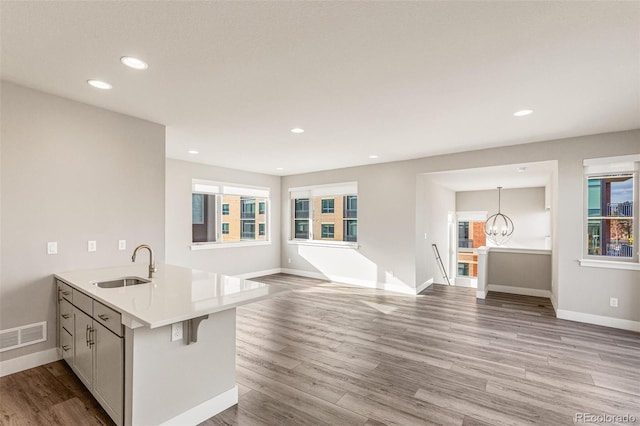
423,160,556,192
1,2,638,176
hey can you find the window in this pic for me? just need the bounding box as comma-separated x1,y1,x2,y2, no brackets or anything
289,182,358,244
583,155,639,266
321,199,334,214
191,179,269,245
321,224,335,238
457,263,469,276
587,174,634,258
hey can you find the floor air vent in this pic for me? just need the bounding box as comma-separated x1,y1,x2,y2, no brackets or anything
0,322,47,353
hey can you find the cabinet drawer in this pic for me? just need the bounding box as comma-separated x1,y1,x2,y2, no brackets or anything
61,328,73,366
58,281,72,302
94,301,122,337
60,298,73,335
73,289,93,316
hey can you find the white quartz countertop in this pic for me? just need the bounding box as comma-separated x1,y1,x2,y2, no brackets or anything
54,264,289,329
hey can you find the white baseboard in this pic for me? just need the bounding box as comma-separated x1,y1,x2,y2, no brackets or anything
476,288,489,299
280,268,426,295
416,279,434,294
550,292,558,313
159,385,238,426
234,268,282,280
487,284,551,298
556,309,640,332
0,347,61,377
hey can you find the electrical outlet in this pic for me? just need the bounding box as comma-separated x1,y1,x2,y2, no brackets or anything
171,323,183,341
118,240,126,251
287,258,292,264
610,297,619,308
88,240,97,252
47,242,58,255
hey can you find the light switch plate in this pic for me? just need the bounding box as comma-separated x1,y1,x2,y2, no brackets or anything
88,240,97,252
47,242,58,255
118,240,126,251
610,297,619,308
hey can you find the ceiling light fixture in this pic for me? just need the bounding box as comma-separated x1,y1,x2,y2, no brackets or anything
517,167,527,173
368,155,379,159
484,187,514,246
513,109,533,117
188,150,199,154
120,56,148,70
276,167,284,171
290,128,304,134
87,80,112,90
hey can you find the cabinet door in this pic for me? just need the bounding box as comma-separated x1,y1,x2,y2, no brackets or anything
73,308,93,389
93,322,123,426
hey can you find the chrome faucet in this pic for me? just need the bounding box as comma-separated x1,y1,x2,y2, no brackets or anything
132,244,156,278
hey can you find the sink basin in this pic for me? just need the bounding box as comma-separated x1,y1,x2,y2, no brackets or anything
93,276,151,288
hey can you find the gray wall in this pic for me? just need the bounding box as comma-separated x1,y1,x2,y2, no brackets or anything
0,82,166,361
488,251,551,291
456,187,549,249
281,130,639,322
165,159,281,276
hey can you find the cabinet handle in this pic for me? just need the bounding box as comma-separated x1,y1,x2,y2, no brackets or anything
89,327,95,348
86,324,90,347
98,314,109,321
62,345,70,352
58,287,62,302
61,314,70,319
62,291,71,296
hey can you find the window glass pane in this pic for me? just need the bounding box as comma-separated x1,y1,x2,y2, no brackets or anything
192,194,216,243
295,199,309,218
241,220,255,240
587,175,634,258
344,220,357,242
294,220,309,239
259,202,265,215
321,224,335,238
222,204,229,215
222,223,229,234
344,195,357,218
259,223,265,236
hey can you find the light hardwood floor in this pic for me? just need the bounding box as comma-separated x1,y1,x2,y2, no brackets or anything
2,273,639,425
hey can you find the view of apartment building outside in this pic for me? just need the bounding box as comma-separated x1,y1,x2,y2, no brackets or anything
293,195,357,242
221,196,267,242
587,175,634,258
457,221,486,277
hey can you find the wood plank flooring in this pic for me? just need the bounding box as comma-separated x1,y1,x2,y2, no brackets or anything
2,273,639,425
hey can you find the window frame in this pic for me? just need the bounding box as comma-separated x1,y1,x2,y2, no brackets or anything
288,182,358,248
580,155,639,270
190,179,271,250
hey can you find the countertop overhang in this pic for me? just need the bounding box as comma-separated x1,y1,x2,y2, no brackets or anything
55,264,289,329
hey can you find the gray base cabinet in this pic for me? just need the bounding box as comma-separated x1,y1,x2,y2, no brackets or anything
57,280,124,426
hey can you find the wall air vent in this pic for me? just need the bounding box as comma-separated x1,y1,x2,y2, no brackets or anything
0,322,46,353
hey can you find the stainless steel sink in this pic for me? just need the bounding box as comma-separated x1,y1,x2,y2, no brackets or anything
93,276,151,288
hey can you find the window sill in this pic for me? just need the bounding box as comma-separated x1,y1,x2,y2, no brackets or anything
287,240,359,249
190,241,271,250
578,258,640,271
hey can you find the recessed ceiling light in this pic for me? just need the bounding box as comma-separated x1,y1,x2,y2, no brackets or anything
87,80,112,90
513,109,533,117
276,167,284,171
368,154,379,159
517,167,527,172
290,128,304,134
188,150,199,154
120,56,148,70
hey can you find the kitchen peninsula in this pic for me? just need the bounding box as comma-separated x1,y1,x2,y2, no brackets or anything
54,263,288,426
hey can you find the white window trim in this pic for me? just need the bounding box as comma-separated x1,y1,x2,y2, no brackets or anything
288,182,358,246
581,155,639,269
192,178,271,245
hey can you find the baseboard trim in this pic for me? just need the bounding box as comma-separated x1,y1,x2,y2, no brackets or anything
0,347,61,377
158,385,238,426
556,309,640,332
280,268,426,295
487,284,551,298
550,292,558,313
476,288,489,299
416,279,434,294
234,268,282,280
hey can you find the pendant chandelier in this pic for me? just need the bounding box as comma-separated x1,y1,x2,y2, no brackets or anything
484,187,514,245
